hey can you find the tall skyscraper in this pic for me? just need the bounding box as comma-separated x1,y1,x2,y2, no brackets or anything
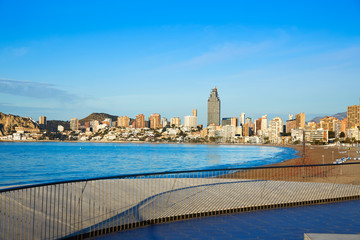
240,113,245,126
207,87,220,126
192,109,197,117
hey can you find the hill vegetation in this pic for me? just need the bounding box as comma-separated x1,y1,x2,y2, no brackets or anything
79,113,117,125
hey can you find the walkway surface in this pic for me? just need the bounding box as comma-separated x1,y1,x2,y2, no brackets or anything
94,199,360,240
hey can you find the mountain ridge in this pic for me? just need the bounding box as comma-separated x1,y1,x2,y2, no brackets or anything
310,112,347,123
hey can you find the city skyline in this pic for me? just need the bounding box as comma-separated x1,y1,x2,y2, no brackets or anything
1,1,360,124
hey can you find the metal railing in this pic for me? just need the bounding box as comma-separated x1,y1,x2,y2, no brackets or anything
1,162,360,240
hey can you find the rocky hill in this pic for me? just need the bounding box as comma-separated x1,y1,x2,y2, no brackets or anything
79,113,118,125
310,112,347,123
0,112,40,136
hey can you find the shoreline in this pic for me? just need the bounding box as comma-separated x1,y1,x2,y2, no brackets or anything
1,139,359,167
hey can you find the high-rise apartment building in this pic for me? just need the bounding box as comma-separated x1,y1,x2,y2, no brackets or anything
70,118,79,131
240,113,245,126
161,118,168,127
243,123,250,137
320,116,339,132
149,113,161,129
222,118,231,126
207,87,220,126
184,115,197,128
135,114,145,128
286,119,296,133
231,117,238,127
347,104,360,129
295,113,305,129
39,116,47,129
261,115,268,131
192,109,197,117
269,117,283,144
255,118,261,135
118,116,130,128
170,117,181,127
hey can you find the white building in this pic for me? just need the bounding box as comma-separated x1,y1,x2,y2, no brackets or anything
346,128,360,141
269,117,283,144
261,115,268,132
223,125,236,142
104,118,113,127
240,113,245,125
57,125,64,132
184,116,197,129
161,118,168,127
236,126,243,136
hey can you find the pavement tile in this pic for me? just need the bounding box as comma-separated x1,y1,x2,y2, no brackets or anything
94,200,360,240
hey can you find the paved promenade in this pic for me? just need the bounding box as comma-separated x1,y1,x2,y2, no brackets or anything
95,199,360,240
1,177,359,239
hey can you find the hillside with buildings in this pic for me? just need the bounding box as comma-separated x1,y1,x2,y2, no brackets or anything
310,112,347,123
0,112,39,136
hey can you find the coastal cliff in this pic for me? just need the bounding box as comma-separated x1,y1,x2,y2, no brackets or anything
0,112,39,136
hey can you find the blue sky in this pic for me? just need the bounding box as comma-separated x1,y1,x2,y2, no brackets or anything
0,1,359,124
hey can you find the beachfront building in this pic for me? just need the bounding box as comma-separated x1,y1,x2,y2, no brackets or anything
346,128,360,141
207,87,221,126
286,119,296,133
269,117,283,144
222,125,236,142
320,116,339,132
295,113,305,129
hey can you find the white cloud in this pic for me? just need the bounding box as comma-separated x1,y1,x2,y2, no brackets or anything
0,78,78,101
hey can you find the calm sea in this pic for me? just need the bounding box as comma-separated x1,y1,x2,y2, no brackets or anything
0,142,299,187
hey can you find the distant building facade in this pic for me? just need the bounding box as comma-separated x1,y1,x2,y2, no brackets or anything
231,117,238,127
222,118,231,126
149,113,161,129
347,104,360,129
207,87,220,126
286,119,296,133
184,115,197,128
135,114,145,128
70,118,79,131
118,116,130,128
170,117,181,127
295,113,305,129
39,116,47,129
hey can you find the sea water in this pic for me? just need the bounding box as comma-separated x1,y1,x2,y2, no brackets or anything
0,142,299,187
